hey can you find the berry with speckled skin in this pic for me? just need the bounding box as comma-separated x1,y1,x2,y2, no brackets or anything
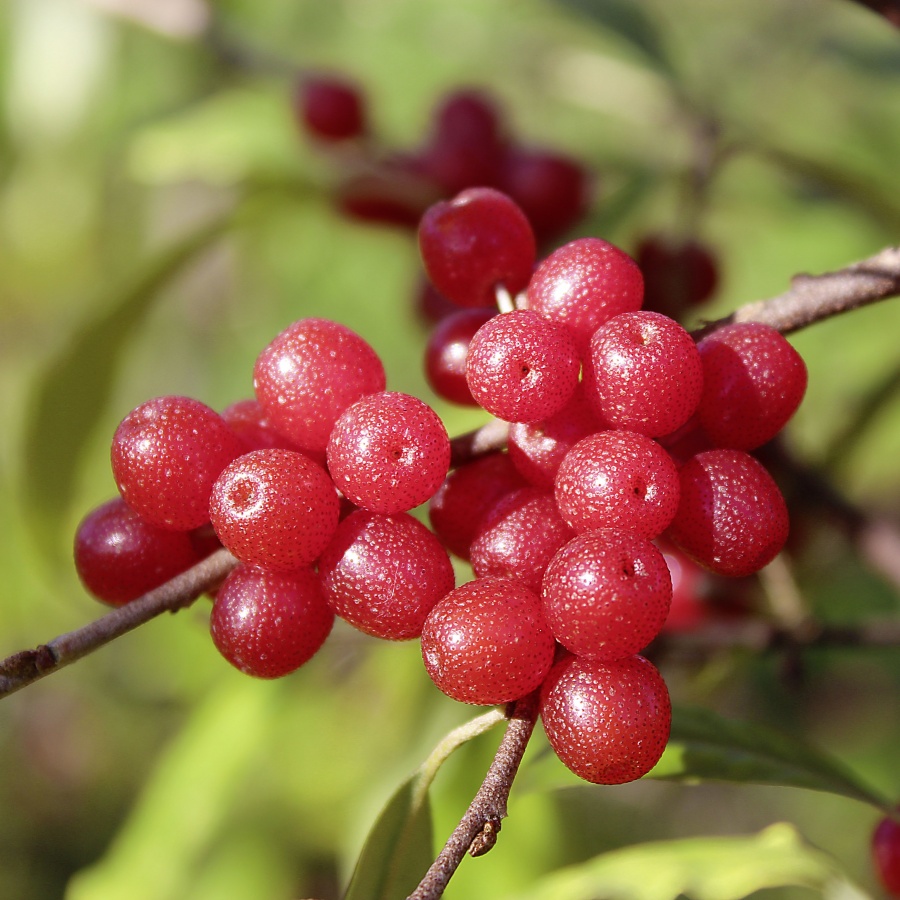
74,498,202,606
542,529,671,661
222,399,306,454
210,564,333,678
555,430,680,539
327,391,450,514
418,187,536,308
319,510,455,640
428,452,526,559
585,310,703,438
666,449,789,577
111,395,245,532
540,653,671,784
527,237,644,356
424,308,496,405
209,449,339,571
466,309,580,423
421,576,555,705
873,811,900,897
697,323,807,451
253,318,386,456
469,488,575,592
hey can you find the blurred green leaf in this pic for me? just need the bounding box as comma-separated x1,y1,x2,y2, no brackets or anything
649,706,891,811
508,822,867,900
344,708,505,900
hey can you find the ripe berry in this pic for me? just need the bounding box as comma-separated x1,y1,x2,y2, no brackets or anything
421,576,555,706
554,430,680,539
221,399,302,453
873,812,900,897
424,308,496,405
526,237,644,356
209,449,340,571
542,529,672,661
540,653,671,785
696,323,808,451
666,449,789,577
418,187,536,307
585,310,703,438
111,395,245,531
74,498,202,606
253,318,386,456
327,391,450,514
210,565,333,679
319,510,455,640
294,74,367,142
636,235,719,317
465,309,580,423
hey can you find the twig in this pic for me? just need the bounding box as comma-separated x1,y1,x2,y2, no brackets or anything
0,549,237,698
407,691,540,900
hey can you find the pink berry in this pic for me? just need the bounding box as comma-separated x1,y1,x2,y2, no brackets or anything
424,308,496,406
555,430,680,539
319,510,455,640
327,391,450,514
111,395,245,531
209,449,340,571
526,237,644,356
697,323,808,451
294,74,367,142
585,310,703,438
542,529,672,661
873,811,900,897
418,187,536,308
666,449,789,577
253,318,386,456
540,653,671,784
466,309,580,423
210,565,333,678
421,576,555,706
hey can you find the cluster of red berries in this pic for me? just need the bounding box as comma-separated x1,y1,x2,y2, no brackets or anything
73,182,807,788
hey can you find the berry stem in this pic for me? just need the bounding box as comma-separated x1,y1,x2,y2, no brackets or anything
406,691,540,900
0,548,237,698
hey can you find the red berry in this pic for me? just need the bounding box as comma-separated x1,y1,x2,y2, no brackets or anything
421,576,556,705
418,187,536,308
253,318,386,456
666,449,789,577
221,399,304,454
873,812,900,897
424,308,496,406
319,510,455,640
111,395,245,531
466,309,580,423
294,74,367,142
540,653,671,784
636,235,719,317
73,498,202,606
210,564,333,678
327,392,450,514
209,449,340,571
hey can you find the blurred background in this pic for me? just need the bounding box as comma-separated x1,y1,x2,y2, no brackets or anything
2,0,900,898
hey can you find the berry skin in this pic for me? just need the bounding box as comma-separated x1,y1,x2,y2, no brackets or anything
327,391,450,514
526,237,644,357
318,510,455,640
696,323,808,451
74,498,202,606
210,565,333,679
111,395,245,532
554,430,680,539
424,308,496,406
666,449,789,578
221,399,304,454
253,318,386,456
585,310,704,438
540,653,671,785
209,449,340,571
294,74,367,142
421,576,556,706
541,529,672,661
418,187,536,308
465,309,580,423
873,812,900,897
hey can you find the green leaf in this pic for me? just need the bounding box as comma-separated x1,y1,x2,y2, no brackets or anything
649,705,891,811
509,823,868,900
343,708,505,900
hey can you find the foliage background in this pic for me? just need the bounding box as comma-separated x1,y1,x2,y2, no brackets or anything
2,0,900,898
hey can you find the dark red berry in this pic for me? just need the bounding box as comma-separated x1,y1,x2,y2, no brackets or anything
294,74,367,142
873,812,900,897
636,235,719,317
424,308,496,405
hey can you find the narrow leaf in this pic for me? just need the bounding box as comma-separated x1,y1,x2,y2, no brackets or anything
649,705,891,811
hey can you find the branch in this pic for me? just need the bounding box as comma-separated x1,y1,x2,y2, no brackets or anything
407,691,540,900
0,548,237,698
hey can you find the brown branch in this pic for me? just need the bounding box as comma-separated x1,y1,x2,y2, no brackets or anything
407,691,540,900
0,548,237,699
